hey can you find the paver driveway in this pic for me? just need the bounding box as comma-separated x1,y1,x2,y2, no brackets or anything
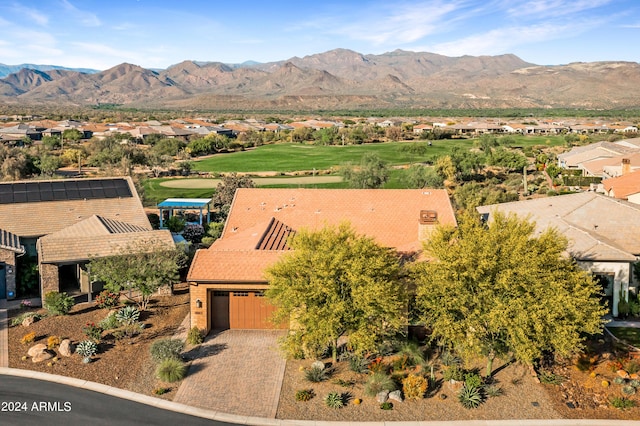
174,329,287,418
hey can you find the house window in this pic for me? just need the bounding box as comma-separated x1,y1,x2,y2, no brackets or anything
213,291,228,297
233,291,249,297
255,291,265,297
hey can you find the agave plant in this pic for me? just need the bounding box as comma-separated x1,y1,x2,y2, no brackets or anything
324,392,344,409
115,306,140,326
458,384,484,409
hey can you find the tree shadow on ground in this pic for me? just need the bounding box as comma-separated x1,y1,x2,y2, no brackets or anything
182,343,228,361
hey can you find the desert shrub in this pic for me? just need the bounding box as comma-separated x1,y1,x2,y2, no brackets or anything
10,312,41,327
538,370,565,385
150,338,184,363
380,401,393,410
397,340,426,367
614,376,626,385
47,335,61,350
630,379,640,389
464,371,483,389
82,322,102,342
156,358,187,383
402,374,428,400
440,351,461,367
458,383,484,409
153,387,170,395
115,306,140,325
295,389,315,402
76,340,98,358
333,378,355,387
368,357,388,374
94,290,120,309
624,360,640,375
622,385,637,396
611,396,636,409
20,331,36,344
98,312,119,330
443,365,464,382
324,392,344,409
182,224,205,243
575,355,593,372
112,323,144,340
348,354,369,373
187,327,204,345
485,384,504,397
304,366,328,383
43,291,74,316
364,372,396,397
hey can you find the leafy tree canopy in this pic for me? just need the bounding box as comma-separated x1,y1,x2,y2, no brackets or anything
266,222,407,362
212,173,255,219
413,212,605,376
342,152,389,189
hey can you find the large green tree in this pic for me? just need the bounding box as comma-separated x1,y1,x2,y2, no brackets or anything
265,223,407,362
413,212,605,377
89,242,186,310
212,173,255,220
342,153,389,189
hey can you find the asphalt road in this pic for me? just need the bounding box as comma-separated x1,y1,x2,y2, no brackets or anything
0,376,234,426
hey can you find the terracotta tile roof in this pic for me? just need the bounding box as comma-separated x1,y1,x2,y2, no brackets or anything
603,170,640,200
188,248,284,283
224,188,456,251
188,188,456,283
0,177,150,238
477,192,640,261
0,228,25,254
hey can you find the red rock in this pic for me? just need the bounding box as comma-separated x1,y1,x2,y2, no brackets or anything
617,369,630,379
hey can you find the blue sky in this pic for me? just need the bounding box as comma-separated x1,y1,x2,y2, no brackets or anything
0,0,638,70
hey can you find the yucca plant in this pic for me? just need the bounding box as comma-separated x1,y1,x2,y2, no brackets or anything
458,384,484,409
324,392,344,409
304,366,328,383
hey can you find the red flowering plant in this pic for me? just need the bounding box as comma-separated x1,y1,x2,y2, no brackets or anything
94,290,120,309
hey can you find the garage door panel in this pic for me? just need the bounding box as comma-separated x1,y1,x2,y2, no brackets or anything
210,291,230,330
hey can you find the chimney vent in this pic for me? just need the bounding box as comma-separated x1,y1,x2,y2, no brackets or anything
419,210,438,224
622,158,631,175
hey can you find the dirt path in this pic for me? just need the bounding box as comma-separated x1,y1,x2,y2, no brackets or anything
159,176,343,189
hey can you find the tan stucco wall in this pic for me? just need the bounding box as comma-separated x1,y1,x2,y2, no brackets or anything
0,248,17,299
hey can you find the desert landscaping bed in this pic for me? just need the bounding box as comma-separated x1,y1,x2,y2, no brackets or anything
7,290,190,401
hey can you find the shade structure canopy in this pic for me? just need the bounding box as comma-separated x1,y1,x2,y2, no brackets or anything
158,198,212,228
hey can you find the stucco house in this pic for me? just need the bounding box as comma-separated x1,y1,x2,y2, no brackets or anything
0,177,174,304
187,188,457,334
477,192,640,316
602,169,640,204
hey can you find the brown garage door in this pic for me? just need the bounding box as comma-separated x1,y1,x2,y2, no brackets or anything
229,291,280,329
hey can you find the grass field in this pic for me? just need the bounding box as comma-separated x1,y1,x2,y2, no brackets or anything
191,136,565,173
144,135,565,205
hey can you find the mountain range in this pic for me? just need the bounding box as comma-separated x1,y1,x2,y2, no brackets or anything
1,49,639,110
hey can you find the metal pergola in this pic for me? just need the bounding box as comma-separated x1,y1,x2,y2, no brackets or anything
157,198,212,228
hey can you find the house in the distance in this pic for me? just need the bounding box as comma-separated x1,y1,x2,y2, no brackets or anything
478,192,640,316
0,177,174,304
187,188,457,333
602,169,640,204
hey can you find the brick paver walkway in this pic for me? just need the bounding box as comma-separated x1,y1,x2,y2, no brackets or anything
0,309,8,368
174,329,286,418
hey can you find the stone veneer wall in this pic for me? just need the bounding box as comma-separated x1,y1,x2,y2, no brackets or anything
39,263,59,303
0,248,17,299
190,283,209,333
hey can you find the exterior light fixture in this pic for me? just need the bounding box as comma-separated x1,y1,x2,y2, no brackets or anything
196,299,202,309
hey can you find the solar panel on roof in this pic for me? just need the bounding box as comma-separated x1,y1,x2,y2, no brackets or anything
0,178,134,204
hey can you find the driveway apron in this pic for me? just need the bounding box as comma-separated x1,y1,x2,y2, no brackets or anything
174,329,286,418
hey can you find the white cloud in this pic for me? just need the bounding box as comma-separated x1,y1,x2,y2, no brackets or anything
506,0,613,18
425,22,582,56
60,0,101,27
11,3,49,26
71,42,138,60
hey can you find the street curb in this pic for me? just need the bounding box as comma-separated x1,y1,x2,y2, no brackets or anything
2,367,640,425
